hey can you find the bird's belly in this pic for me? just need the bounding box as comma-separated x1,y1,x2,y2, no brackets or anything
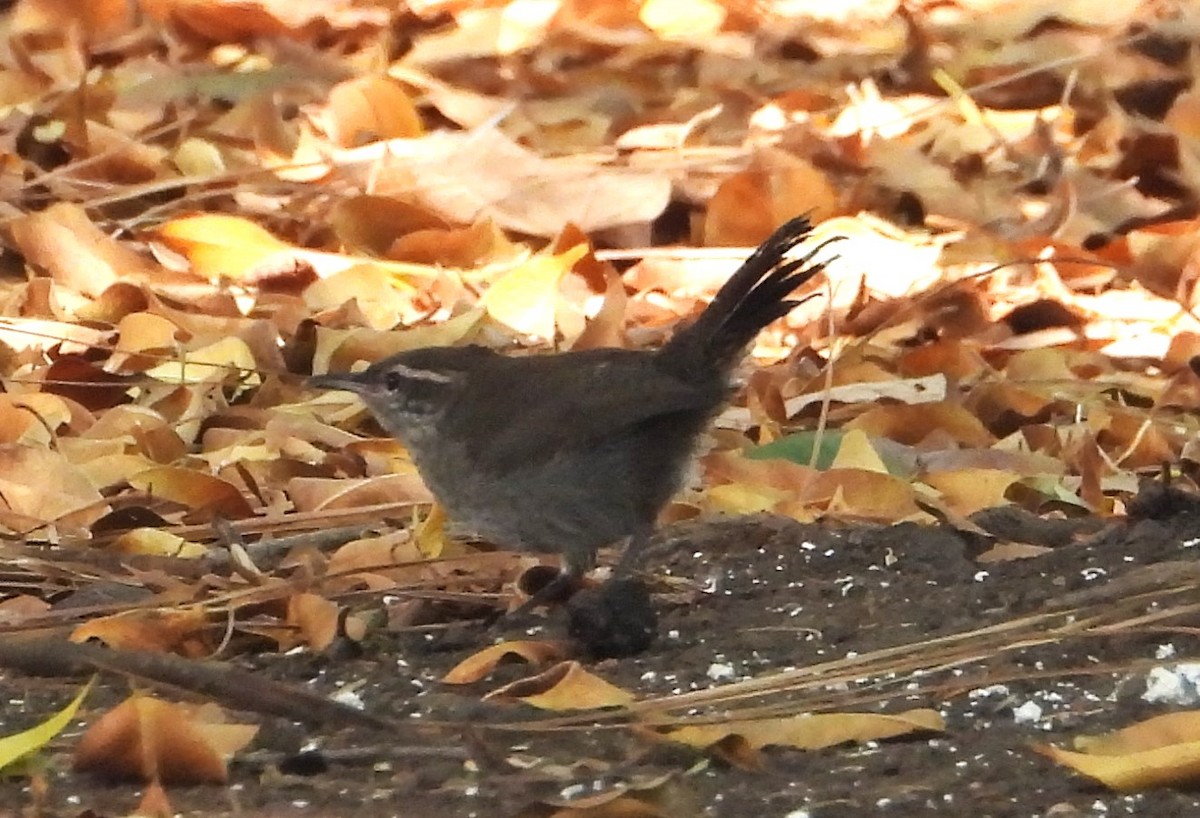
416,447,683,558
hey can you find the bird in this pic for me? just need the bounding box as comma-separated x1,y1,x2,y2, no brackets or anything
310,215,835,609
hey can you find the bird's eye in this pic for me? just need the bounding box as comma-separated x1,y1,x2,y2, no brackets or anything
385,371,402,391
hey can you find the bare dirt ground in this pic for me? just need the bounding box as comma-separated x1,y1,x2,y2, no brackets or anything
4,482,1200,817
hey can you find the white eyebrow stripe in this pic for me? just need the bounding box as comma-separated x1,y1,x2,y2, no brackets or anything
389,363,454,384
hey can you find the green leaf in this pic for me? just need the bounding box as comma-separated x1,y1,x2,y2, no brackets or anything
748,431,918,476
746,431,844,469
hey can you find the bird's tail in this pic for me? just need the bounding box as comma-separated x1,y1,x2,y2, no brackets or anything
660,216,837,377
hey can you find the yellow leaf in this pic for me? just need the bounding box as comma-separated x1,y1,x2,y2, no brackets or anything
640,0,725,38
705,482,788,515
1037,740,1200,791
804,469,920,520
923,469,1020,515
144,337,258,387
487,661,635,710
830,429,888,473
496,0,558,54
1037,710,1200,791
413,503,449,559
112,528,207,558
0,678,92,773
483,243,588,338
1077,712,1200,755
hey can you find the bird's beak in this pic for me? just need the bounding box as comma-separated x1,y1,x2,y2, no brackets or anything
308,372,369,394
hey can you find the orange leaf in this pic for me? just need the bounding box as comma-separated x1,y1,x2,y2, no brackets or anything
74,694,256,784
286,593,340,652
324,75,424,147
70,609,212,657
155,214,294,282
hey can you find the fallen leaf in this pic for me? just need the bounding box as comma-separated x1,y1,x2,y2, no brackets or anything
286,592,340,652
70,609,213,656
666,709,945,751
128,467,254,519
443,640,568,685
0,678,92,773
74,694,257,784
486,661,636,710
1037,711,1200,791
483,243,588,339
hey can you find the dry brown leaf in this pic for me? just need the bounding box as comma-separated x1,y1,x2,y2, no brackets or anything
975,542,1055,563
0,444,107,531
485,661,636,710
337,129,672,236
326,531,426,580
13,0,138,41
128,467,254,519
286,592,340,652
329,195,450,256
8,203,162,297
846,402,993,448
706,152,842,246
666,708,945,751
442,640,569,685
286,474,432,513
140,0,387,39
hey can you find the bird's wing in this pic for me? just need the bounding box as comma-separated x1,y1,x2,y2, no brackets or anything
452,350,722,470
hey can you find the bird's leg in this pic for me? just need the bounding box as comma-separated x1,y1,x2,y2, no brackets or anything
490,566,582,631
613,526,652,576
494,528,652,632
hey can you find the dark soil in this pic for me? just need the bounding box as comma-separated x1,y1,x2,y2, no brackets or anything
5,484,1200,817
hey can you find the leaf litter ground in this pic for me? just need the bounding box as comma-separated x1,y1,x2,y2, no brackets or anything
4,1,1200,815
5,488,1200,817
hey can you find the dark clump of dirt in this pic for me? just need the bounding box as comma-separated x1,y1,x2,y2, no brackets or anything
5,488,1200,817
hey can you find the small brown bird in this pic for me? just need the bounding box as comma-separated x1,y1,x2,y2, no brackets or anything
311,216,834,605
